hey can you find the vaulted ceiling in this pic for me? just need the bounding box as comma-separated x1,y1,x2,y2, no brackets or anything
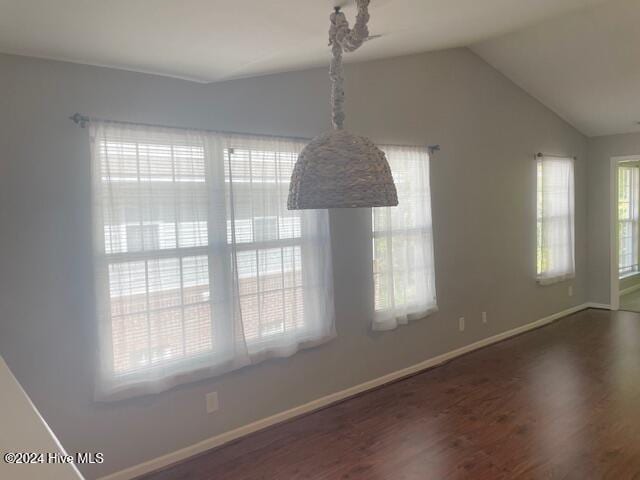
0,0,605,82
1,0,637,136
472,0,640,137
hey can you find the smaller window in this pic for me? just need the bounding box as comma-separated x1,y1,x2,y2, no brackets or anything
618,164,640,278
372,145,437,331
536,155,575,285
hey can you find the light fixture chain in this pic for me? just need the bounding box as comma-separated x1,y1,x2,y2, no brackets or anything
329,0,371,130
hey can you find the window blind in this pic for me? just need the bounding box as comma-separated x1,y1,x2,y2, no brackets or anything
91,123,334,400
372,145,437,331
618,164,640,277
536,155,575,285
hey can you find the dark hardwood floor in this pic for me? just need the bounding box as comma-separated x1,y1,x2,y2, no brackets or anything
140,309,640,479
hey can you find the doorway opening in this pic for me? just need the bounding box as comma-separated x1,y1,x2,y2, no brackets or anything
612,156,640,312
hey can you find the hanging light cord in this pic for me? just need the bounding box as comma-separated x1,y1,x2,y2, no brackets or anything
329,0,371,130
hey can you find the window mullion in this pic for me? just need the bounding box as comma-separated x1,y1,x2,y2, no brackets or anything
169,144,187,356
135,142,152,367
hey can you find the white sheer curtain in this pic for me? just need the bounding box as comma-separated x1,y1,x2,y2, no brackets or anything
618,164,640,277
536,155,575,285
372,145,437,331
91,122,334,400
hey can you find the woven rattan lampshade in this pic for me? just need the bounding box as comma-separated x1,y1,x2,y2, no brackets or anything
288,130,397,209
287,0,398,210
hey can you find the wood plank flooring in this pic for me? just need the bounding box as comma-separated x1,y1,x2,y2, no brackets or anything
139,309,640,479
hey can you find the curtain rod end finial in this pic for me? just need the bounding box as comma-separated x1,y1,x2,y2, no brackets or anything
70,113,90,128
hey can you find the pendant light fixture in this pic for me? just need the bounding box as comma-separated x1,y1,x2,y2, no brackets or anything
288,0,398,210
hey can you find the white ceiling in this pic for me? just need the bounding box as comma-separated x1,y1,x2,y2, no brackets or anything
472,0,640,137
3,0,637,136
0,0,604,83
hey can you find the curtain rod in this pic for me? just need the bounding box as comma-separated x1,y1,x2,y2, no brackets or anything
68,113,312,142
68,113,441,155
536,152,577,160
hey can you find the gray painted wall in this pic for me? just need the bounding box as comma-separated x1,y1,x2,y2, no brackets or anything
0,48,588,478
587,133,640,304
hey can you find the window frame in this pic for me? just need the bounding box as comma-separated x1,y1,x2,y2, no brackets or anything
91,125,334,400
371,145,438,331
617,163,640,278
95,132,216,385
536,155,575,285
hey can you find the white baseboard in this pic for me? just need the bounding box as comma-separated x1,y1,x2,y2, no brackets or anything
585,302,611,310
99,302,592,480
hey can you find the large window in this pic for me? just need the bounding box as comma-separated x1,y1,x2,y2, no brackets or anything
536,155,575,285
372,145,437,331
91,124,334,400
618,164,640,277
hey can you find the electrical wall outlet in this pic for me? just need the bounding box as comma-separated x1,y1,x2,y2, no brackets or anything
459,317,465,332
482,312,487,324
206,392,219,414
568,285,573,297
